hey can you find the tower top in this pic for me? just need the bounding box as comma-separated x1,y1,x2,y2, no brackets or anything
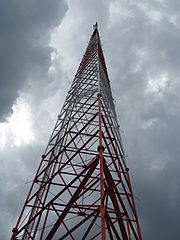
93,22,98,31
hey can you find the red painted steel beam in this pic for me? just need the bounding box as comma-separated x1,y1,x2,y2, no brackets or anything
27,128,99,205
16,155,99,236
105,213,121,240
101,116,138,220
98,92,106,240
103,160,128,240
45,157,98,239
81,209,100,240
127,169,142,240
58,208,100,240
103,160,139,240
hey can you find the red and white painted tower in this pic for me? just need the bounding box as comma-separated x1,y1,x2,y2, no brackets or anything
11,23,142,240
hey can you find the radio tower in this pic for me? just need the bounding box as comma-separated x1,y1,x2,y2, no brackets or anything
11,23,142,240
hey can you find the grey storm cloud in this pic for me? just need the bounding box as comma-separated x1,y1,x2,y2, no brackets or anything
103,1,180,239
1,0,180,239
0,0,67,121
0,0,68,238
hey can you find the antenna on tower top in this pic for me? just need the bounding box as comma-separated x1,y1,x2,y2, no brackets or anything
93,22,98,30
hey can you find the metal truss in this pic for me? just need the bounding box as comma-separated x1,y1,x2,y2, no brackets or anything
11,23,142,240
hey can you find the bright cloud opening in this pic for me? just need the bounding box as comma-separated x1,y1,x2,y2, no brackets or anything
146,72,170,95
0,97,34,148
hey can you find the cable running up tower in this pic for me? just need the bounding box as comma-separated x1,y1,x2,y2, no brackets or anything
11,23,142,240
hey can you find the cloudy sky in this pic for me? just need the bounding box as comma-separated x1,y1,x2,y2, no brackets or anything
0,0,180,239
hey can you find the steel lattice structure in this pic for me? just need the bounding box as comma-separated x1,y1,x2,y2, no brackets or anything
11,23,142,240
